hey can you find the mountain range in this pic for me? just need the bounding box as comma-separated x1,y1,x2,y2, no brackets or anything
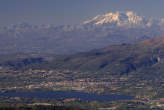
3,36,164,80
1,11,164,54
48,36,164,75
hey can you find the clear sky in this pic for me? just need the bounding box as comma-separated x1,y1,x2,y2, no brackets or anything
0,0,164,26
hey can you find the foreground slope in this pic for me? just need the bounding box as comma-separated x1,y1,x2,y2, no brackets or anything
3,36,164,80
49,37,164,77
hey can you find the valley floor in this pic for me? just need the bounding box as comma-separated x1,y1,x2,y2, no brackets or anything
0,68,164,110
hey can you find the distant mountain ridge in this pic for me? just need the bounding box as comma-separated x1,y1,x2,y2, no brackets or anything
3,37,164,79
1,11,164,54
84,11,145,26
139,36,164,46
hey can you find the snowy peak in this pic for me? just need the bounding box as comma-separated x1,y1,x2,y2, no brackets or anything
83,11,148,27
125,11,143,24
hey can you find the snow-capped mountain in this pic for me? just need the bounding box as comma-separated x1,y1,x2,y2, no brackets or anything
0,11,164,54
83,11,164,28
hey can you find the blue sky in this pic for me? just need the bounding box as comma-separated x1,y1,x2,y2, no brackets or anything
0,0,164,26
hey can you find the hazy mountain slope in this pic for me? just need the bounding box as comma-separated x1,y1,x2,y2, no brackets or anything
0,11,164,54
44,36,164,78
2,37,164,80
2,36,164,104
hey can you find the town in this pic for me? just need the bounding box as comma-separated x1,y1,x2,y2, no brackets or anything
1,67,164,109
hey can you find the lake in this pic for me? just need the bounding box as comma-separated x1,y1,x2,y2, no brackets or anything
0,91,134,102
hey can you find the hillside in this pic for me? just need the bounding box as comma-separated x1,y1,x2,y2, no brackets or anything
44,37,163,77
2,37,164,80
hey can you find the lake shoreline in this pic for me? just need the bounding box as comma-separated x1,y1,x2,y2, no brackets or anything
0,91,134,102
